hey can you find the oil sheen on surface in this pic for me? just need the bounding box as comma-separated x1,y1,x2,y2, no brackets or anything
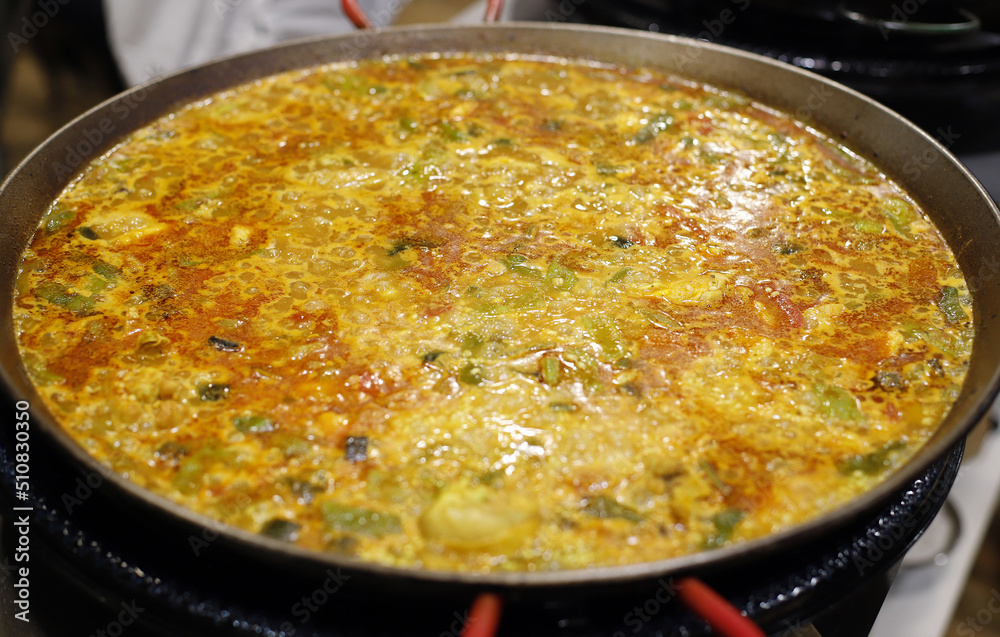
13,54,972,572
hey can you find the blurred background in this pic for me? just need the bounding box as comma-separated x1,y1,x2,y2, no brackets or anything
0,1,998,636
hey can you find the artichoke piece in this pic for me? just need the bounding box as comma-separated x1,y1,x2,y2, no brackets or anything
419,484,540,551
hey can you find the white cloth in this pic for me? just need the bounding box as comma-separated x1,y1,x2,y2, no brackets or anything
103,0,405,86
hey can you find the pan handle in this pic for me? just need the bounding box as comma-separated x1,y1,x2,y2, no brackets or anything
342,0,504,29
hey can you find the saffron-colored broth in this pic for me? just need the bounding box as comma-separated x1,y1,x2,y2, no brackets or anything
14,54,971,572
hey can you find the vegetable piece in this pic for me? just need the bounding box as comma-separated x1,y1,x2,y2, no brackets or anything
209,335,242,352
546,262,578,291
322,502,402,537
838,441,906,475
260,519,301,542
937,286,967,323
459,363,485,386
549,402,578,412
705,509,744,548
460,332,484,354
422,350,446,364
36,282,95,316
609,235,634,249
882,197,916,236
345,436,368,462
399,117,418,132
540,356,561,386
511,289,544,310
234,414,275,433
582,495,643,523
419,484,540,550
79,226,100,240
774,242,804,255
441,120,468,142
44,209,74,232
631,112,673,144
198,383,230,402
699,460,732,496
813,384,864,421
641,308,681,330
64,294,96,315
854,218,884,234
134,331,171,361
581,316,627,360
606,268,629,286
502,254,542,278
874,370,905,391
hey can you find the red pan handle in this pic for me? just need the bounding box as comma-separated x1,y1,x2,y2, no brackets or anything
342,0,504,29
460,592,503,637
458,581,764,637
677,577,767,637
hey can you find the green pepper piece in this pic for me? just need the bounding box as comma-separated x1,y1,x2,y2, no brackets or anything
582,496,643,523
937,286,966,323
440,121,467,142
234,414,275,433
631,112,673,144
813,384,864,421
705,509,744,548
260,519,301,542
549,402,579,412
321,502,402,537
458,362,485,386
502,254,542,278
853,218,884,234
44,209,74,233
699,459,732,496
581,316,626,360
198,383,230,402
882,197,916,236
92,259,120,281
546,262,578,291
541,357,561,386
605,268,629,286
838,441,907,475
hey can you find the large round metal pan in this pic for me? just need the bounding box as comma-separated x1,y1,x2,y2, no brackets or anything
2,23,999,597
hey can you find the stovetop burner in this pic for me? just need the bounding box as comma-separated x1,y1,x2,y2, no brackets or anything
0,439,964,637
578,0,1000,152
